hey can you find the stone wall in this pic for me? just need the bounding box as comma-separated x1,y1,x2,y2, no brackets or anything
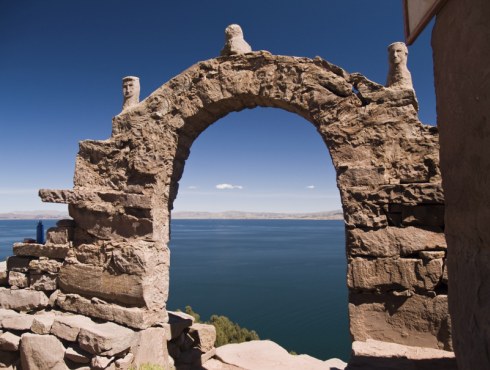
0,308,215,369
33,52,450,350
432,0,490,368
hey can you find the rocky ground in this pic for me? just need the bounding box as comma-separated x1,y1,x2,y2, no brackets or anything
200,339,458,370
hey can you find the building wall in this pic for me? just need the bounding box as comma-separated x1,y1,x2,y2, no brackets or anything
432,0,490,368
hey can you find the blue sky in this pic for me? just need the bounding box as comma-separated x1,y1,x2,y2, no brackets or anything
0,1,436,213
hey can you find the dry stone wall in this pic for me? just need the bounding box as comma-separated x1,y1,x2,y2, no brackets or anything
28,50,450,353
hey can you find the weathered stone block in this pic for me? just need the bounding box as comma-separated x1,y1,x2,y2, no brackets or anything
91,355,114,369
20,333,67,370
8,271,29,288
0,308,19,321
13,242,70,259
59,243,169,310
348,257,443,292
0,332,21,351
78,321,136,356
51,314,93,342
347,226,446,257
338,167,386,187
46,225,74,245
2,313,34,331
56,293,168,330
189,323,216,352
0,287,49,311
30,272,58,291
31,314,55,334
59,263,146,306
349,293,452,350
29,257,62,273
419,251,446,260
131,327,169,368
69,204,153,240
402,205,445,227
350,339,457,370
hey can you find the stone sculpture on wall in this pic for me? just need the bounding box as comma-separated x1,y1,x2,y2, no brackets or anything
122,76,140,111
386,42,413,89
220,24,252,56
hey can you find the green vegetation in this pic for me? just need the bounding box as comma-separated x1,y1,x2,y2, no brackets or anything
180,306,260,346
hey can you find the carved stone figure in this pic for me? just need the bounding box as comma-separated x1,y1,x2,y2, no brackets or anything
122,76,140,111
386,42,413,89
220,24,252,56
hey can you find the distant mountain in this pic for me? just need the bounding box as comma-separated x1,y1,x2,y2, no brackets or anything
172,210,344,220
0,210,344,221
0,211,70,220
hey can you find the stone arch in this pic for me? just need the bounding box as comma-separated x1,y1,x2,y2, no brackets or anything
40,51,451,350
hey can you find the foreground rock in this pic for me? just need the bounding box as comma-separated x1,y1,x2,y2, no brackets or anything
347,339,457,370
214,340,347,370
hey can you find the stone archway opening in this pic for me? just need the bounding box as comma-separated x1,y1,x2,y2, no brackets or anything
37,48,451,361
167,106,350,360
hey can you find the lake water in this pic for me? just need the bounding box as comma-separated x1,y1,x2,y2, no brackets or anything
0,219,351,361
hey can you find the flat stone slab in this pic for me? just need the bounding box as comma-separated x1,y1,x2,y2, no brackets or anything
349,339,457,370
0,288,49,311
0,332,21,351
2,313,34,330
56,292,167,329
189,323,216,352
51,314,93,342
78,321,136,356
0,308,19,321
31,314,56,334
13,242,70,259
215,340,347,370
29,258,63,273
20,333,67,370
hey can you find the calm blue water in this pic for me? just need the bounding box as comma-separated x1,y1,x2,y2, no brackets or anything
0,219,350,361
168,219,350,361
0,219,58,261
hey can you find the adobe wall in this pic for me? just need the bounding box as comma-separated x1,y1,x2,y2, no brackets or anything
432,0,490,368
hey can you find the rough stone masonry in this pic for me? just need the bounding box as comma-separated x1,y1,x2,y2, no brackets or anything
0,25,451,369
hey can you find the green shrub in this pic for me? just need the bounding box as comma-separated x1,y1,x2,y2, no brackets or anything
209,314,260,346
177,306,260,346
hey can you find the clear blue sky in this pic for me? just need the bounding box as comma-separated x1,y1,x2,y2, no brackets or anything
0,0,436,213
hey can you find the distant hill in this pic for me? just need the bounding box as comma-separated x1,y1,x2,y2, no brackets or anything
0,210,344,221
172,210,344,220
0,211,70,220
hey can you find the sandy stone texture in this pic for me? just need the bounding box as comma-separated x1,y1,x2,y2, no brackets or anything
35,48,448,349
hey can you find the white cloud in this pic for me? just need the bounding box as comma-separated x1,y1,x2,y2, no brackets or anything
216,183,243,190
306,185,315,189
187,186,198,189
